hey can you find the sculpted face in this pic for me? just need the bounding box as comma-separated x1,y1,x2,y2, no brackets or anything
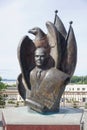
35,48,47,67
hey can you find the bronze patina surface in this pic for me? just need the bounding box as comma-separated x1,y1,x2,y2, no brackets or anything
17,11,77,113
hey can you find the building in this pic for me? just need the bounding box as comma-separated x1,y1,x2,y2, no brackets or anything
61,84,87,107
1,80,23,102
64,84,87,102
2,87,22,102
1,80,87,107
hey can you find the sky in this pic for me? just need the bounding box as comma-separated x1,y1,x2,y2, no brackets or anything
0,0,87,79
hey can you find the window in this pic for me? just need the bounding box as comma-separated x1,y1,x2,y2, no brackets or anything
82,88,85,91
77,88,80,91
72,88,74,91
69,88,71,91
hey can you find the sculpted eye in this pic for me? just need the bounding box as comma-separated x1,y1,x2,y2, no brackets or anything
35,55,39,57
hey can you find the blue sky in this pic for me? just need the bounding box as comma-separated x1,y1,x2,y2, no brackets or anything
0,0,87,79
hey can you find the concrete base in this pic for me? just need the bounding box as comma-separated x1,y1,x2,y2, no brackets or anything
2,106,83,130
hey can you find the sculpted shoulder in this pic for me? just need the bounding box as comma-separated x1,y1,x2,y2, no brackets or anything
45,67,70,81
30,68,36,77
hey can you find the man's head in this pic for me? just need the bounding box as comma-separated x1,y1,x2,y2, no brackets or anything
35,47,48,68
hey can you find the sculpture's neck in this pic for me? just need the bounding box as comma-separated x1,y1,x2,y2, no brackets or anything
36,65,49,71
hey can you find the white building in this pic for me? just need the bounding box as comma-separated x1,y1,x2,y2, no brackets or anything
63,84,87,102
1,80,87,107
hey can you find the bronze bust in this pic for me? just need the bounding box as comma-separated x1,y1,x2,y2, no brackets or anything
17,11,77,113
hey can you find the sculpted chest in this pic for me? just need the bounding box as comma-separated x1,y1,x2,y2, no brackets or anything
30,68,48,91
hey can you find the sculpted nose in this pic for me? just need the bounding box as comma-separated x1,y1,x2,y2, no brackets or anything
38,56,41,60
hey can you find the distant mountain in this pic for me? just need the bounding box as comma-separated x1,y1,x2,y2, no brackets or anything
2,79,16,81
2,79,16,85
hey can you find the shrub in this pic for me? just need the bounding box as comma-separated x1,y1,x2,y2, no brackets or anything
85,103,87,109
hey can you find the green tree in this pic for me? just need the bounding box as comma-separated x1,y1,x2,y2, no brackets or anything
0,76,7,108
70,76,87,84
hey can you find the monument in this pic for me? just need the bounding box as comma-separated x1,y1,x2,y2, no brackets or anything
2,11,84,130
17,10,77,113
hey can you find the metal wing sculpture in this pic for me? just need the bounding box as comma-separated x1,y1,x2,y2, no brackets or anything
17,11,77,113
54,10,77,76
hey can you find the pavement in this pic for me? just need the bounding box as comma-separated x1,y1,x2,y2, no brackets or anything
0,107,87,130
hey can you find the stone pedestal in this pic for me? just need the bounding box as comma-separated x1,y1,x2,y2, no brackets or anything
2,106,83,130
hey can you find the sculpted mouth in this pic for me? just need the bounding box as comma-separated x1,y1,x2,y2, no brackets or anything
37,62,41,64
